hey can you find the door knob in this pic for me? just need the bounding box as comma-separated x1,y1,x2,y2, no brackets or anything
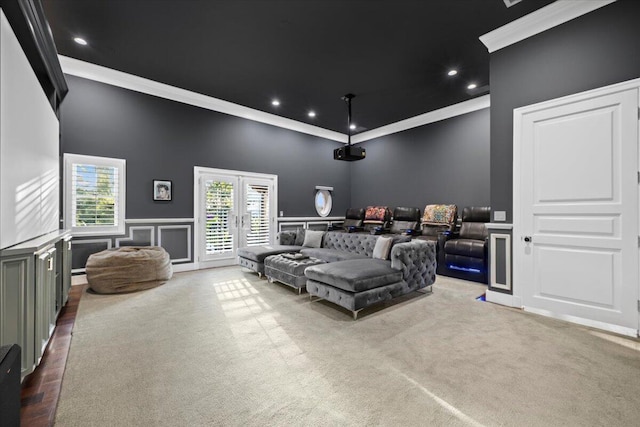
524,236,532,243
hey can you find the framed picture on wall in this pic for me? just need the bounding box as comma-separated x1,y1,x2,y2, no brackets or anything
153,180,172,201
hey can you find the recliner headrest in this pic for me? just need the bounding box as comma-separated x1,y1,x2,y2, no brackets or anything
461,206,491,223
345,208,365,220
393,207,420,222
422,204,457,225
364,206,391,222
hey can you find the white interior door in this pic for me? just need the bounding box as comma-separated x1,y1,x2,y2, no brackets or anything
196,168,277,268
514,86,639,336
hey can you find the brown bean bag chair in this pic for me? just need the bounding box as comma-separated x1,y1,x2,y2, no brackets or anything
86,246,173,294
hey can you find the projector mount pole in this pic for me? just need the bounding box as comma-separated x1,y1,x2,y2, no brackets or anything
342,93,355,147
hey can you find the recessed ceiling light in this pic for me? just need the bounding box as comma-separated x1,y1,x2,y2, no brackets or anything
271,99,280,106
73,37,88,46
349,124,356,130
447,69,458,76
467,83,477,90
308,111,316,118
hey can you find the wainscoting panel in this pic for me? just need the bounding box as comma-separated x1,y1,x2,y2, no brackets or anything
71,239,111,274
115,226,155,247
158,225,192,263
71,219,194,272
487,224,512,294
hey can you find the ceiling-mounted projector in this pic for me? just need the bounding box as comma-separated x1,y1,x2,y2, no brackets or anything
334,145,366,161
335,93,365,161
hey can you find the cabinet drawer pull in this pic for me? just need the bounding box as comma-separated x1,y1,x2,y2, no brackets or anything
48,257,53,271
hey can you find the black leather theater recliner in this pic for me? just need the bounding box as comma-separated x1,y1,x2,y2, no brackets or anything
363,206,392,234
419,204,458,243
389,207,421,235
437,206,490,283
331,207,365,232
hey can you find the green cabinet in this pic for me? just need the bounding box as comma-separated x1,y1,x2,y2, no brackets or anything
0,230,71,379
0,254,35,377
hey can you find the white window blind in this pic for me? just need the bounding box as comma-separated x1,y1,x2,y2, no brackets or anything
71,164,119,227
64,154,126,235
204,180,234,254
245,183,270,246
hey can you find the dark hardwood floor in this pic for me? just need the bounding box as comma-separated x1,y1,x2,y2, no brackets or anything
20,284,86,427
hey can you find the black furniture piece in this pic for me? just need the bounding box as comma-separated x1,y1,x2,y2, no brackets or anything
330,208,365,232
437,206,490,283
363,206,392,234
418,204,458,243
0,344,21,427
389,207,421,235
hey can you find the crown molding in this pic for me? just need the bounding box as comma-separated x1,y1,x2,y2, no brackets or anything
58,55,347,143
351,95,490,143
479,0,617,53
60,55,490,144
1,2,68,108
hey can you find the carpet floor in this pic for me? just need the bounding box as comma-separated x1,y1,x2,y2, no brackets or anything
55,267,640,426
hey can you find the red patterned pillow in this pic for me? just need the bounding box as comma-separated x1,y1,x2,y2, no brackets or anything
365,206,388,222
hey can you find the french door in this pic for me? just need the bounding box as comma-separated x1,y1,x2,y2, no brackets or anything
195,167,277,268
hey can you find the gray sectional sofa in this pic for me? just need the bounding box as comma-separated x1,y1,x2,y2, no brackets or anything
238,229,437,319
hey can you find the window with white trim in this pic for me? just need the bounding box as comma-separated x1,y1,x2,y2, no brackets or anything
64,154,126,236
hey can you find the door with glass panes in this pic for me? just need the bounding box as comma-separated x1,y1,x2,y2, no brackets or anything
198,169,275,267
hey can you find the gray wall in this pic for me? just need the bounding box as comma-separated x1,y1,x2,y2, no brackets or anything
351,108,490,213
490,0,640,221
60,75,351,219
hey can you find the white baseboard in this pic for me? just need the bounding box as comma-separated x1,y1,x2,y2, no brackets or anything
524,306,638,338
172,263,197,273
486,289,522,308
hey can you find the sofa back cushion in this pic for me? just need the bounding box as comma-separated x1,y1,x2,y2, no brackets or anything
294,228,306,246
277,230,297,246
302,230,325,248
322,231,410,258
323,231,379,257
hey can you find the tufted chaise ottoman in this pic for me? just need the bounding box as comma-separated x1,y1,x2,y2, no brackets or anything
86,246,173,294
264,254,325,294
305,259,405,319
304,239,436,319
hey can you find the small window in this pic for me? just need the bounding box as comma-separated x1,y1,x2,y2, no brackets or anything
64,154,126,236
314,189,332,217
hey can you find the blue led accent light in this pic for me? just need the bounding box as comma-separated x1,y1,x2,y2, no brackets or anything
448,265,481,273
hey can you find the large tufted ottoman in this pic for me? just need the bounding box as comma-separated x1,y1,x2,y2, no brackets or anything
86,246,173,294
237,245,302,277
305,258,407,320
264,254,325,294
